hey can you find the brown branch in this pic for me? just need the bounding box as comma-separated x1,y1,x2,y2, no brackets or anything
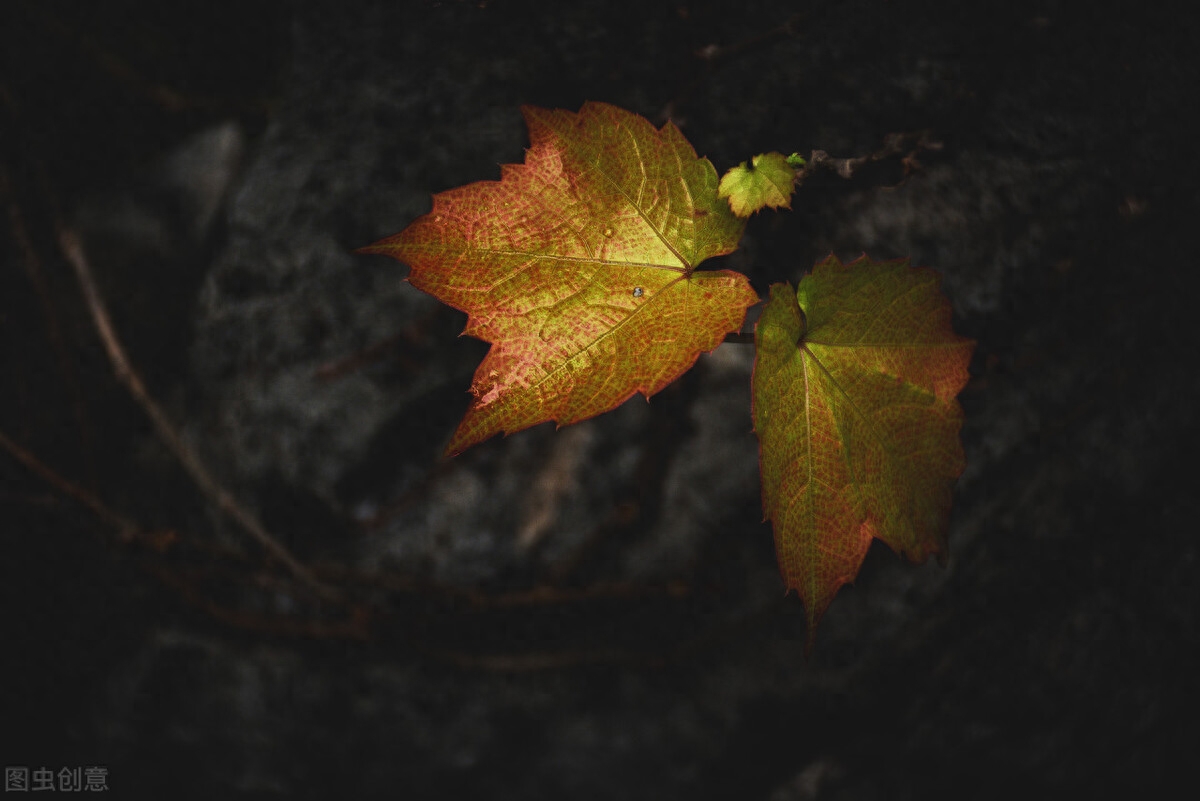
797,130,943,183
0,427,136,541
0,433,756,666
0,435,705,633
147,563,369,640
55,226,340,603
1,164,96,485
0,426,241,559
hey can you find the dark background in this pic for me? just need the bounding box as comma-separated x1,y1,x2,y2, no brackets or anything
2,1,1197,798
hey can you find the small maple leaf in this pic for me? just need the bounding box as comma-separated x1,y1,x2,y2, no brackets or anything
752,255,974,652
362,102,759,455
717,151,798,217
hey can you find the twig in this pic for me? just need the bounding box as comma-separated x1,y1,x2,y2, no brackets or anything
1,164,96,485
55,225,340,603
147,563,369,640
0,428,281,563
0,427,136,541
0,431,709,633
798,130,942,183
0,430,758,667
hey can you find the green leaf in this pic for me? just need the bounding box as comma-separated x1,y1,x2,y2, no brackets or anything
752,255,975,652
718,151,797,217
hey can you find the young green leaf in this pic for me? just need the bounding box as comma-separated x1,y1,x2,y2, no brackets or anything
717,151,797,217
752,256,974,652
361,102,758,455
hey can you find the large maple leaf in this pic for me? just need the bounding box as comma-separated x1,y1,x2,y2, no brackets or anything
752,255,974,651
362,102,758,455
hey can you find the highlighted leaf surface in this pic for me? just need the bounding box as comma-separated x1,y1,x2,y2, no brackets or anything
718,151,797,217
364,102,758,455
752,256,974,649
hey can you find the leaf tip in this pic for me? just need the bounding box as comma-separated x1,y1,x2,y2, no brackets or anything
803,627,817,661
354,234,402,257
784,586,826,661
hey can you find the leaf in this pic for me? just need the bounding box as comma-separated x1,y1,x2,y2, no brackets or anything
717,151,797,217
362,102,759,455
752,255,974,651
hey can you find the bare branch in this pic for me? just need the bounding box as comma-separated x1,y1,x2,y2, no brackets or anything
1,164,96,484
0,427,136,541
797,130,943,183
55,226,340,603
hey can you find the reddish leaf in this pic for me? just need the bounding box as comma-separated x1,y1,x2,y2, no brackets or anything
362,102,758,455
752,256,974,651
